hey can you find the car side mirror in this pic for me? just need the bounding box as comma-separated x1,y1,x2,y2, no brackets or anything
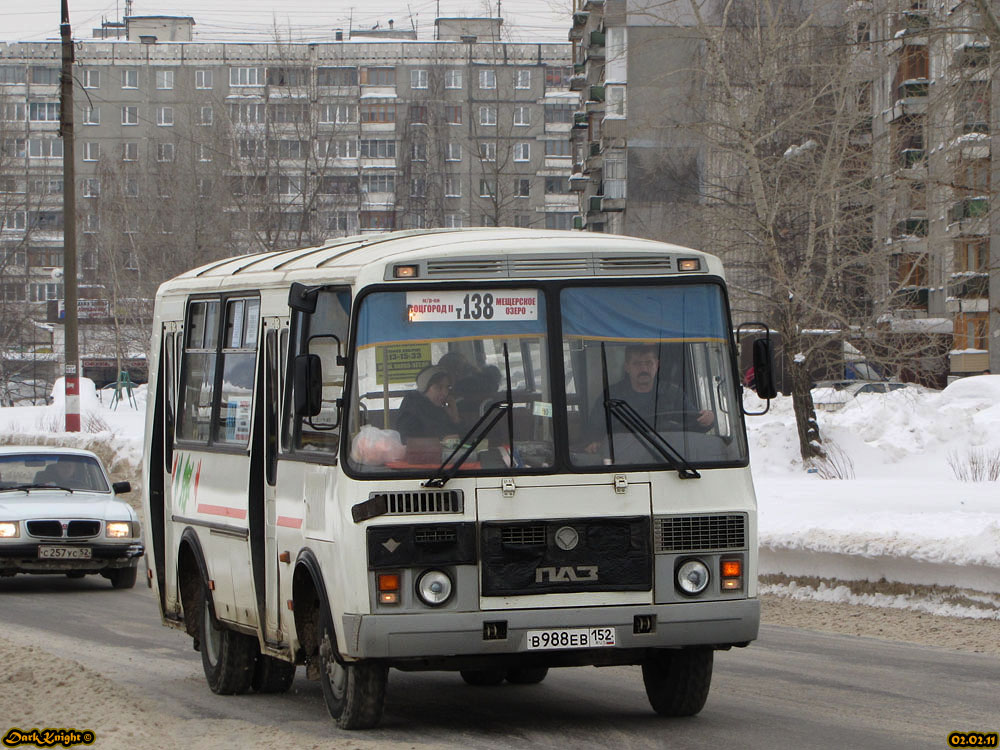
752,338,778,400
113,481,132,494
294,353,323,417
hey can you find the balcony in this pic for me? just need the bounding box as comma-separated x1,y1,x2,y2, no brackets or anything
589,85,605,103
899,148,925,169
893,218,928,238
573,215,584,230
573,112,589,129
588,195,604,213
569,173,590,192
590,31,605,47
949,196,988,222
569,74,587,92
948,273,989,299
893,286,929,310
897,79,928,100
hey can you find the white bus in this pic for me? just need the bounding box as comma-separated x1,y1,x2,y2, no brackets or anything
142,228,775,729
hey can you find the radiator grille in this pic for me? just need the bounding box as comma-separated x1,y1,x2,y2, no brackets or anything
380,490,463,515
26,520,62,537
414,526,458,544
654,514,746,553
68,521,101,537
500,525,546,546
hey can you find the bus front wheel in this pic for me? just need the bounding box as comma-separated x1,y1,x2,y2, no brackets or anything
641,648,713,717
317,609,387,729
199,584,255,695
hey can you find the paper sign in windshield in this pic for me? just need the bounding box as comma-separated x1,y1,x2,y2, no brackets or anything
406,290,538,322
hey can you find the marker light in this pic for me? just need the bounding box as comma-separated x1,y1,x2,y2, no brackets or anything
676,559,710,595
378,572,400,605
393,264,419,278
416,569,453,607
0,522,18,538
677,258,701,272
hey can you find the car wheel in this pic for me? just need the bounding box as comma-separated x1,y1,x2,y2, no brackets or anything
199,583,255,695
506,667,548,685
317,607,387,729
460,668,507,686
106,565,137,589
641,648,713,717
252,653,296,694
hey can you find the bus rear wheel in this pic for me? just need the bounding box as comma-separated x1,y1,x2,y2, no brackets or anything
317,608,387,729
641,648,713,717
199,584,255,695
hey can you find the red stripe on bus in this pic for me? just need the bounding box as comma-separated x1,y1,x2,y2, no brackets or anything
197,504,248,520
276,516,303,529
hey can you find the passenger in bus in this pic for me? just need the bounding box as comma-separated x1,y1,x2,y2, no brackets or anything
584,344,715,454
438,353,503,429
396,365,461,444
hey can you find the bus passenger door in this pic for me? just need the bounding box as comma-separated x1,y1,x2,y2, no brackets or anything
159,323,181,616
256,319,283,643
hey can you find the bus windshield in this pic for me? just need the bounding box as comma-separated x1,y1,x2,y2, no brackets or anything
344,281,746,476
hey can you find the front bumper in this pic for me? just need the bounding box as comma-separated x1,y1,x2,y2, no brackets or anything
342,598,759,662
0,542,144,573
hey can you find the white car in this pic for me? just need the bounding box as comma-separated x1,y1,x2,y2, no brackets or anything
0,446,143,588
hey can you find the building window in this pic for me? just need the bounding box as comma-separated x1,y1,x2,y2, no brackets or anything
157,143,175,162
272,139,306,159
605,156,626,198
0,65,27,84
83,106,100,125
230,67,263,87
362,67,395,86
318,139,357,159
545,212,574,230
544,66,572,88
545,139,572,156
121,106,138,125
444,214,463,228
83,213,99,233
83,69,100,88
514,178,530,197
156,69,174,89
515,69,531,89
326,210,358,233
28,139,63,158
411,141,427,161
2,138,26,158
82,178,100,197
513,106,531,126
28,178,62,195
545,177,568,194
606,85,626,117
198,143,213,162
318,176,358,195
955,238,988,273
360,103,395,123
317,67,358,86
274,175,301,195
360,211,395,230
269,103,309,124
360,139,396,158
83,142,100,161
362,173,395,193
238,139,263,159
512,213,532,227
230,102,264,123
479,106,497,126
544,103,574,124
3,211,27,230
31,66,59,85
446,142,462,161
411,69,428,89
445,69,463,89
445,105,463,124
30,283,63,302
199,106,213,125
267,67,309,86
319,103,357,124
479,69,496,89
410,178,426,197
2,103,25,122
513,142,530,161
122,142,138,161
195,69,213,89
121,68,138,89
479,178,496,198
479,141,497,161
157,107,174,126
28,102,59,122
445,176,462,197
123,179,139,198
408,105,428,124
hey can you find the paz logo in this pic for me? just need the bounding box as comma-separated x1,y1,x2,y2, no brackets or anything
173,455,202,513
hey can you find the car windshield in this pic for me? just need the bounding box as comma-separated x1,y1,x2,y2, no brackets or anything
562,283,747,468
346,288,553,475
0,454,111,493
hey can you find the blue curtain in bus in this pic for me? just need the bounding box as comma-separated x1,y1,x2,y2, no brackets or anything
356,291,548,347
561,284,727,341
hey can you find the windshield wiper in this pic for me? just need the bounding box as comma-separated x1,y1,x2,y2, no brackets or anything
423,344,515,489
0,483,75,493
606,399,701,479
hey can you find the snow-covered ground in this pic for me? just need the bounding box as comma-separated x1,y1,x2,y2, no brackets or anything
2,375,998,618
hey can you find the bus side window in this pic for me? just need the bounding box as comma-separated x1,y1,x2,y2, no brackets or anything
288,288,351,455
177,299,219,443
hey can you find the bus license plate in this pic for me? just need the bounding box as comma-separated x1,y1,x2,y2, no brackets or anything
525,627,616,651
38,546,92,560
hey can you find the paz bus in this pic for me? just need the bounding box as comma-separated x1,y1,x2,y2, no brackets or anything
142,228,775,729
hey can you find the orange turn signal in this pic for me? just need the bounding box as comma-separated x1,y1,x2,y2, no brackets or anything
378,573,400,592
721,560,742,578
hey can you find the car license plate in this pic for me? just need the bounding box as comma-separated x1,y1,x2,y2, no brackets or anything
525,627,616,651
38,546,92,560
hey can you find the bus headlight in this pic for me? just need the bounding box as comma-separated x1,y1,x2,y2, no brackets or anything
676,559,710,595
415,569,453,607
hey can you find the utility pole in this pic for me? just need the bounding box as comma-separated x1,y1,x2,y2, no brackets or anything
60,0,80,432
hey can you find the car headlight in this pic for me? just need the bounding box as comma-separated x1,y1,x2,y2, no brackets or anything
0,521,18,538
415,569,453,607
676,559,710,595
106,521,131,538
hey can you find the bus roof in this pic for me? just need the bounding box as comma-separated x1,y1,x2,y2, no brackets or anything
158,228,721,294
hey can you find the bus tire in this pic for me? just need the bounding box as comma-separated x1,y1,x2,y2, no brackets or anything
641,648,713,717
460,668,506,686
317,608,387,729
199,585,255,695
506,667,548,685
106,565,138,589
252,654,296,694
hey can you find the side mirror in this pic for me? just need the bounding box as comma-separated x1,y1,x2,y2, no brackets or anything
752,338,778,400
294,353,323,417
112,481,132,494
288,282,318,313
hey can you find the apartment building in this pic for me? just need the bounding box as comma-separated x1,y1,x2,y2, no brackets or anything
0,16,573,394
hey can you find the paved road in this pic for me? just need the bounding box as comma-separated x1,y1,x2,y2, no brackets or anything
1,575,995,749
